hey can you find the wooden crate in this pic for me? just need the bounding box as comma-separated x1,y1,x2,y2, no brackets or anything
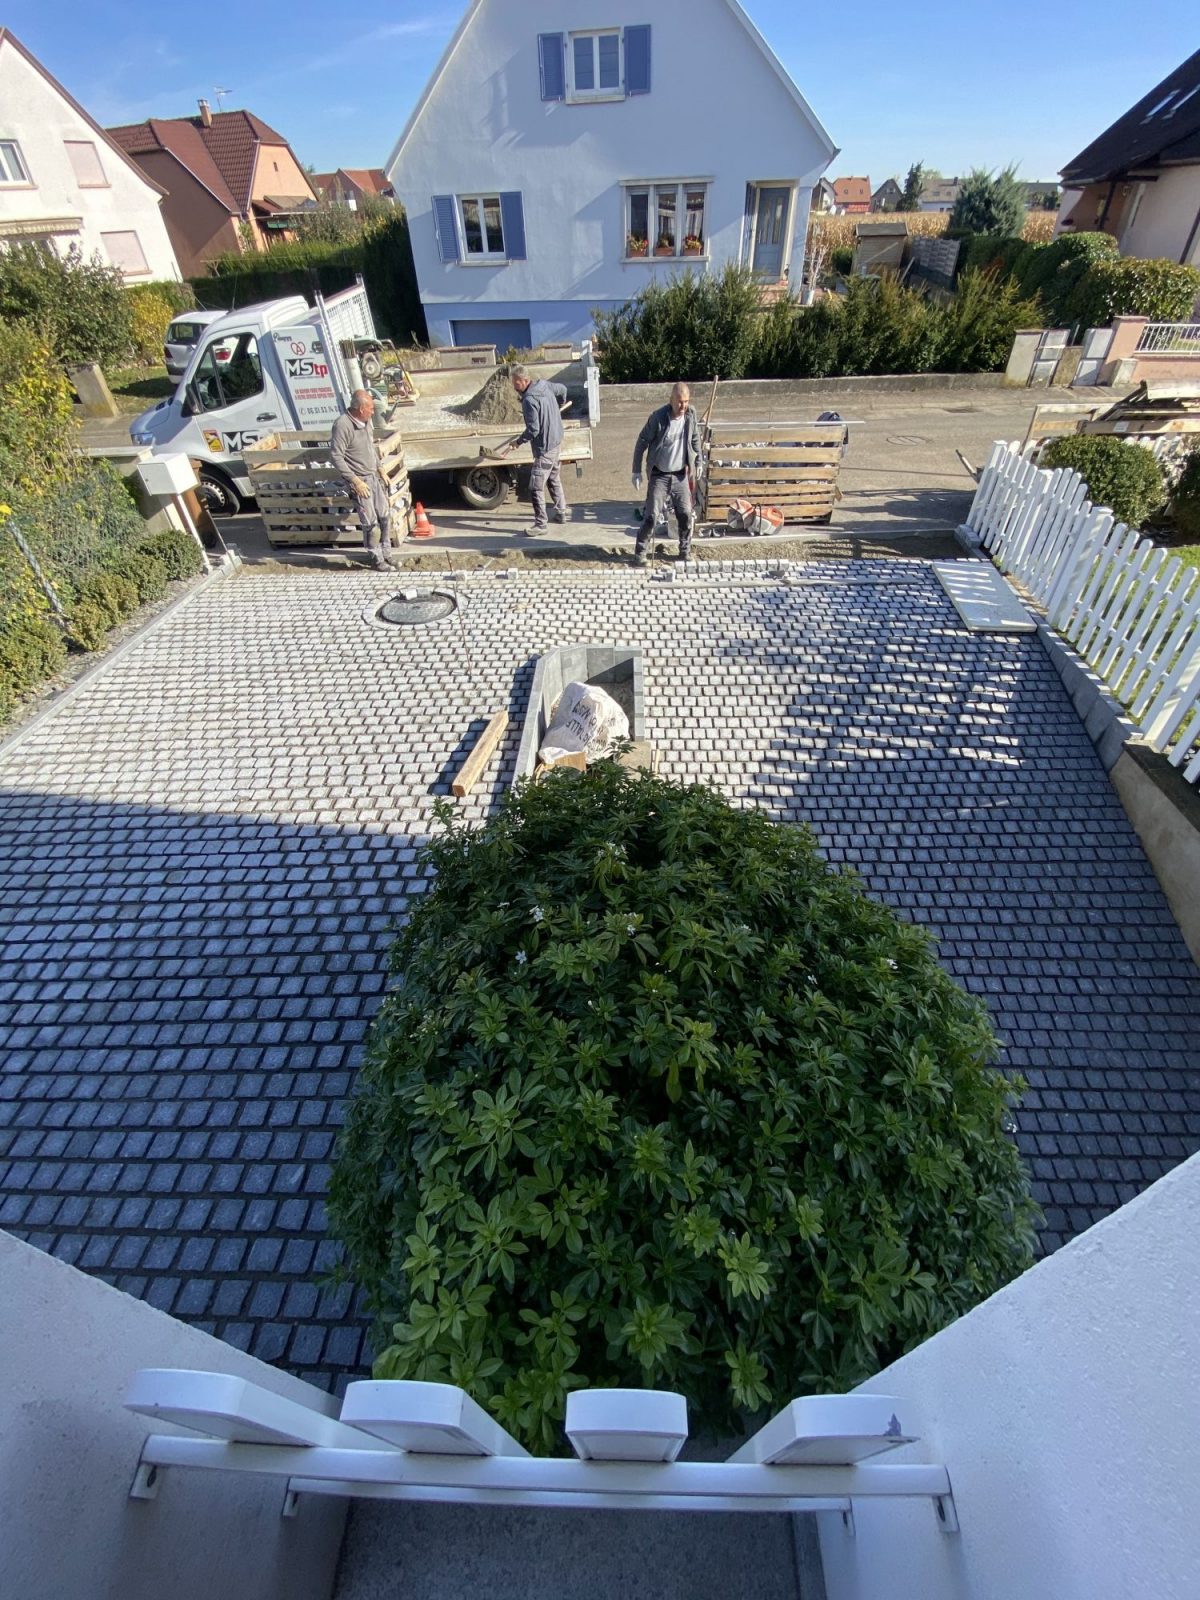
244,429,411,547
700,420,844,525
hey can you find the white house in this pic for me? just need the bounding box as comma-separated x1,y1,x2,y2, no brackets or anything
386,0,837,349
0,29,180,281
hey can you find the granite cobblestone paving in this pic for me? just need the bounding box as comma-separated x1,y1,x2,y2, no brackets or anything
2,560,1199,1388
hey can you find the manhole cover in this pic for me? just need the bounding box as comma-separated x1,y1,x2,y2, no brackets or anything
377,590,457,626
887,433,928,446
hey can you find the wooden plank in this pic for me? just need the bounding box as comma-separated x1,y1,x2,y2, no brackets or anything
707,465,840,482
451,710,509,797
706,446,843,464
707,423,846,441
706,489,836,506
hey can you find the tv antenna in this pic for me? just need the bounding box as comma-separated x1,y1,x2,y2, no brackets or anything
213,86,232,110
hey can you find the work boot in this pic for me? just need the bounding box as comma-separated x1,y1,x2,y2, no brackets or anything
632,535,649,568
678,534,692,563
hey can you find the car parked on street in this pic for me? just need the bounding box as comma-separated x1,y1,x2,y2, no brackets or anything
163,310,226,379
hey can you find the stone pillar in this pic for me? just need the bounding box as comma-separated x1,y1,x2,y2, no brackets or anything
1099,316,1148,385
67,362,119,418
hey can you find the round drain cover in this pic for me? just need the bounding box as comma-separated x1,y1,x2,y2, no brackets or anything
377,590,457,626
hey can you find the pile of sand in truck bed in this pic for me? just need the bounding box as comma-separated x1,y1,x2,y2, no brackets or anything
451,367,527,427
451,367,588,429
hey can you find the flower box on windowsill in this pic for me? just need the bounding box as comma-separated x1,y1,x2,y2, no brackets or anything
682,246,703,257
654,246,675,258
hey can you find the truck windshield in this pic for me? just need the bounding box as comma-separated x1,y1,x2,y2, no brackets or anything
190,332,264,412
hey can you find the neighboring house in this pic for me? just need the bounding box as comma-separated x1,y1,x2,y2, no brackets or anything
386,0,837,349
0,29,179,280
870,177,902,212
109,103,316,278
919,178,961,212
832,176,871,214
812,176,837,214
310,168,396,209
1058,48,1200,266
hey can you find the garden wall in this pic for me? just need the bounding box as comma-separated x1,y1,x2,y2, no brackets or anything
818,1150,1200,1600
0,1231,345,1600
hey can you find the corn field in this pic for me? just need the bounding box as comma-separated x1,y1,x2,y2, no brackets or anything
808,209,1058,251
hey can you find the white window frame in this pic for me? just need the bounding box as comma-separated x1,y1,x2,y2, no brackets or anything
568,29,623,103
457,194,506,262
64,140,108,188
622,180,710,263
101,229,150,277
0,139,32,186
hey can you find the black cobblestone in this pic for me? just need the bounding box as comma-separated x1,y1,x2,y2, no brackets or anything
2,561,1199,1391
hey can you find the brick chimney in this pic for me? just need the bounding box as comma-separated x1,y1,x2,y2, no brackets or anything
198,98,212,128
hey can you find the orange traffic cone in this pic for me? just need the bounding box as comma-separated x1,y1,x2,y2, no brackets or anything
411,502,436,540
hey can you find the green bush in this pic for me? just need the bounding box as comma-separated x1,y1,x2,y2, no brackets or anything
949,165,1027,238
0,241,133,367
829,246,854,277
77,569,139,626
137,531,204,581
1067,256,1200,330
1016,232,1117,326
593,264,763,383
0,615,67,718
936,269,1038,371
329,765,1037,1452
65,599,111,653
125,289,175,365
0,321,78,497
1169,449,1200,541
106,550,168,604
1042,435,1167,528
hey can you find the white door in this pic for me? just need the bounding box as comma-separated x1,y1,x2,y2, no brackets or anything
752,187,791,279
185,328,283,464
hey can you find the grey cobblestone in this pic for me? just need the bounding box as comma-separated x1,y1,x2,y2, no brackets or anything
2,560,1199,1390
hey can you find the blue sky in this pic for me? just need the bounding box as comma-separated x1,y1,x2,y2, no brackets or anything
10,0,1199,183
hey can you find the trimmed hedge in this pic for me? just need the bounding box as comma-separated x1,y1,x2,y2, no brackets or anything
0,615,67,719
1067,256,1200,329
138,530,204,581
1042,435,1167,529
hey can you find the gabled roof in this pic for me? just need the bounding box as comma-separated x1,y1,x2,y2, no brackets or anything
108,118,239,214
833,176,872,205
920,179,961,205
1062,49,1200,184
386,0,837,175
312,168,394,199
0,28,167,197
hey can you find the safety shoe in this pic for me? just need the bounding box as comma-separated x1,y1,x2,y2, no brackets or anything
522,524,549,537
549,510,568,524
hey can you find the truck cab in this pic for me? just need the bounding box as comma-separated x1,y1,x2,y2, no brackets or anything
130,284,375,515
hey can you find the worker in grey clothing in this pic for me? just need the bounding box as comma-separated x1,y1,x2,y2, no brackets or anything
495,364,569,535
632,382,701,566
330,389,394,569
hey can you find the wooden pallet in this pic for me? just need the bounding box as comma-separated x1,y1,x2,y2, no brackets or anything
245,429,412,547
700,421,844,524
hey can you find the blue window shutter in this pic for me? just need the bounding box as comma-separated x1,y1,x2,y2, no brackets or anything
538,33,565,101
624,25,651,96
432,195,460,263
500,193,526,261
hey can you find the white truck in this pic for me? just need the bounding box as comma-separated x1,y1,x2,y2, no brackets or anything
130,281,380,515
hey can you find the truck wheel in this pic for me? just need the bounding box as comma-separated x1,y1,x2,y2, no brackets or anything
198,469,242,517
456,465,511,510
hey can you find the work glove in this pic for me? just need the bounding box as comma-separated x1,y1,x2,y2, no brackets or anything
632,473,642,492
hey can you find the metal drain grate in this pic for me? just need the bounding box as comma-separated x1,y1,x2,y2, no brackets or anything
377,590,457,627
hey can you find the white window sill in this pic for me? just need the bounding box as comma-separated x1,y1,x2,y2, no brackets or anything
623,253,708,265
458,256,510,267
0,181,36,190
567,91,625,105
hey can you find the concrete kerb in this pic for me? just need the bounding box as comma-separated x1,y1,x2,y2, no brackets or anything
1033,620,1139,774
603,372,1009,409
0,550,243,764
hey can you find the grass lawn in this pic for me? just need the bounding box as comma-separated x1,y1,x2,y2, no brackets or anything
1165,544,1200,571
106,366,175,413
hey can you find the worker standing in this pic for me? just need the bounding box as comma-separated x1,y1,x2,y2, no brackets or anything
631,382,700,566
495,364,570,535
330,389,394,569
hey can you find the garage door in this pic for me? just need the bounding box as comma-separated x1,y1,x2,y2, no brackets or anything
450,319,533,353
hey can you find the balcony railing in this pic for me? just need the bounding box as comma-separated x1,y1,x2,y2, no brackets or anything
1135,321,1200,354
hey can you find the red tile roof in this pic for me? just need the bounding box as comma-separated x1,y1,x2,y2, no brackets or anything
832,176,872,207
106,108,311,218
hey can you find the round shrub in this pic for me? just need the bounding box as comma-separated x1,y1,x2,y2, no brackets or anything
65,600,112,653
1041,434,1167,528
77,569,138,626
106,549,168,605
1170,448,1200,541
329,766,1038,1452
0,615,67,716
137,531,204,581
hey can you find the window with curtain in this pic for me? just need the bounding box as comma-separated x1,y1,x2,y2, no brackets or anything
623,182,708,259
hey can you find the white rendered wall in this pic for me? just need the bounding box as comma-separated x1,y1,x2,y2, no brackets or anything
390,0,832,320
1120,166,1200,267
0,1231,345,1600
0,42,180,279
819,1151,1200,1600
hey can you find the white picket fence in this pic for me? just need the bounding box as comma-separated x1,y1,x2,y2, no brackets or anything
966,441,1200,783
